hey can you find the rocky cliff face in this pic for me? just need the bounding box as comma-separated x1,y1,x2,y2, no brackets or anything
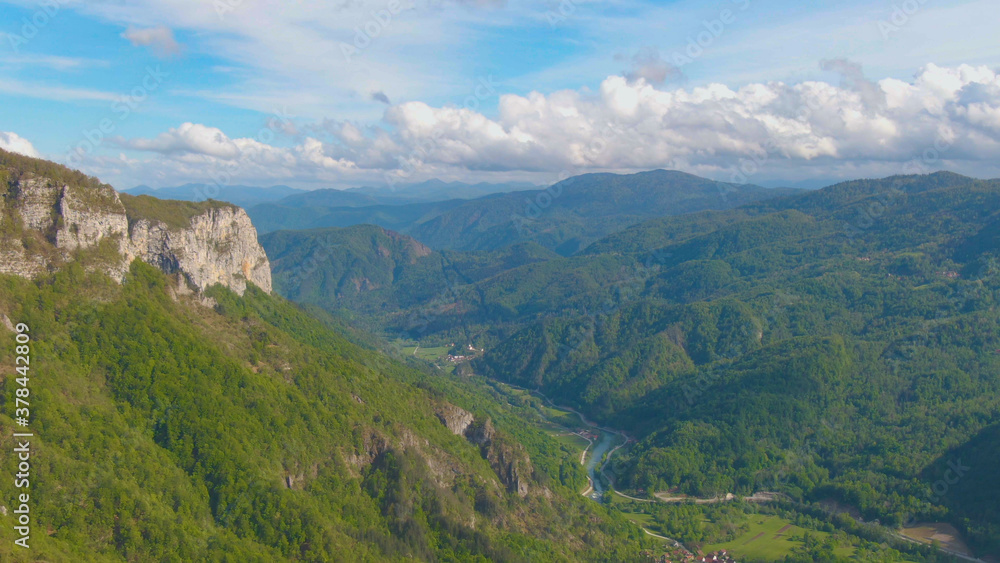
127,205,272,295
436,404,532,497
0,166,271,295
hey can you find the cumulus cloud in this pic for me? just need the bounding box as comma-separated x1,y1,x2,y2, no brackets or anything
121,26,181,57
356,63,1000,179
371,91,391,105
0,132,40,158
99,63,1000,187
113,123,240,158
620,47,683,86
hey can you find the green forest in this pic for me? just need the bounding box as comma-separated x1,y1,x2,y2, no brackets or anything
0,259,649,561
266,172,1000,559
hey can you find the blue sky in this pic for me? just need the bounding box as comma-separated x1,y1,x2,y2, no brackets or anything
1,0,999,189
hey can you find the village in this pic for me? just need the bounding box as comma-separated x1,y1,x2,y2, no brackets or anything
644,547,738,563
446,343,484,363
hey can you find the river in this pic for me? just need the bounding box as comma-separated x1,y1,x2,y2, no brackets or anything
584,429,617,500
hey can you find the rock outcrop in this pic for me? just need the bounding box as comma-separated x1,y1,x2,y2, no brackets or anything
126,205,272,295
435,404,532,497
435,403,476,436
0,164,271,295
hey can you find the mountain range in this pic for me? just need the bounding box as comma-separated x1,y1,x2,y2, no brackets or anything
126,179,536,212
253,170,799,255
5,144,998,561
262,170,1000,559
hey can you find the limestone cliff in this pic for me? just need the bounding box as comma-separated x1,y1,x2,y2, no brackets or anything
436,404,532,497
0,149,271,295
124,198,272,295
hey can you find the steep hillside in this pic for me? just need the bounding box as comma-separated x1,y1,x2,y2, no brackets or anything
262,224,434,308
475,172,1000,556
0,151,651,561
263,225,561,330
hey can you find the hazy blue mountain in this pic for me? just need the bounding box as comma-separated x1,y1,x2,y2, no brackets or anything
124,183,304,208
248,199,469,234
345,179,539,202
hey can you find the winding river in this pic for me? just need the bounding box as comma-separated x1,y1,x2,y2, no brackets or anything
584,430,617,499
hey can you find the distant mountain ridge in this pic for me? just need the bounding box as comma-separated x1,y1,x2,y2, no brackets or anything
125,183,305,209
252,169,800,255
127,179,537,211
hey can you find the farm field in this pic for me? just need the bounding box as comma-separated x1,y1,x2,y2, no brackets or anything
401,344,451,362
702,514,855,561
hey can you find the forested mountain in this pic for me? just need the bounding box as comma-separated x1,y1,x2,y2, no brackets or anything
0,149,650,561
266,171,1000,558
261,225,560,325
251,170,797,255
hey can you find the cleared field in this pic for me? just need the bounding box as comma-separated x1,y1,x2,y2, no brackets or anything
538,404,586,429
703,515,854,561
549,431,592,451
402,345,451,362
901,522,974,556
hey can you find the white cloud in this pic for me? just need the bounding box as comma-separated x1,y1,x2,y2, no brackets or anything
122,26,181,57
87,63,1000,188
0,132,40,158
113,123,241,158
361,63,1000,177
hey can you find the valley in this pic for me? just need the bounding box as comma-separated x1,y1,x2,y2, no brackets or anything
260,169,1000,562
8,3,1000,561
0,146,997,562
